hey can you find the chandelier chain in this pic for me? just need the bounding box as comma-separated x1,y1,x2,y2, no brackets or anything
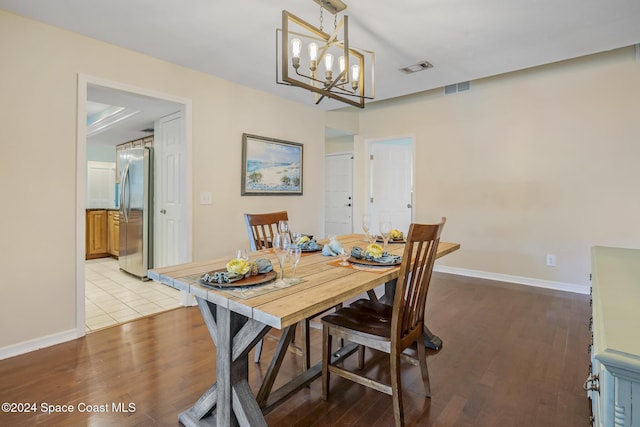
318,3,338,32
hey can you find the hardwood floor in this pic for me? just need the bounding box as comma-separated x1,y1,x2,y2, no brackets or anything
0,272,592,426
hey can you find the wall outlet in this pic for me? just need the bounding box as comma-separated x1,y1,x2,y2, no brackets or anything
546,254,557,267
199,191,212,205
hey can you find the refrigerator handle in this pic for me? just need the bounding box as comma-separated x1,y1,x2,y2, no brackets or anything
119,165,126,213
121,163,130,223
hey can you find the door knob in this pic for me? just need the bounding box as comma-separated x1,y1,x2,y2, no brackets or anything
407,204,412,208
160,209,167,214
345,203,352,207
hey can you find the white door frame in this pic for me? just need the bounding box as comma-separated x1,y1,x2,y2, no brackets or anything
75,74,193,337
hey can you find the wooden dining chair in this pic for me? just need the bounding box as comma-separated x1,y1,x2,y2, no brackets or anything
243,211,307,365
321,218,446,427
244,211,289,251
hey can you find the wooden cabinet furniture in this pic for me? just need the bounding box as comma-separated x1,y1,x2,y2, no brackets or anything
588,246,640,427
86,209,119,260
132,136,153,148
107,210,119,258
86,210,108,259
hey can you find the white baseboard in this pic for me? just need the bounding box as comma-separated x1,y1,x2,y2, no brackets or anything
434,265,590,295
0,329,79,361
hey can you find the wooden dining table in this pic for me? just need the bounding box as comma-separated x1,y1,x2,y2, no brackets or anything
148,234,459,426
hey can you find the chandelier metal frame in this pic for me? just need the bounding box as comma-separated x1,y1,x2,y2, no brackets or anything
276,5,374,108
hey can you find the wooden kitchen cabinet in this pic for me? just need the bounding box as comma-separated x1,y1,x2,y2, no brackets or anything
86,210,109,259
107,210,120,258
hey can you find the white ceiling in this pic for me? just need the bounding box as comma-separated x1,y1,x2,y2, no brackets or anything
85,85,181,145
2,0,640,140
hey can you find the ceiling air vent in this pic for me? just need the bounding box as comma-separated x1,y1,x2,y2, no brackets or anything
444,81,471,95
399,61,433,74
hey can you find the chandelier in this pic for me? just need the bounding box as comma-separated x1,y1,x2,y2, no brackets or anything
276,0,374,108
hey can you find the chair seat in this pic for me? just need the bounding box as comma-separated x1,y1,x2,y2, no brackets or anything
350,299,393,317
321,299,393,339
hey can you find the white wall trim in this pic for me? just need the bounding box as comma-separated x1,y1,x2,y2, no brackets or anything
325,150,353,157
76,75,88,338
0,329,78,361
434,265,590,295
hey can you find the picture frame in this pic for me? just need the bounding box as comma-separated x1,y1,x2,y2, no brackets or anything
241,133,303,196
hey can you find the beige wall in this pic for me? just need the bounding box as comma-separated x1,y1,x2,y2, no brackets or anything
325,135,354,154
0,10,325,350
2,7,638,354
357,47,640,289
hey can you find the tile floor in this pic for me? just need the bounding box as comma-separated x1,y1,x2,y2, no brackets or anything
85,257,183,332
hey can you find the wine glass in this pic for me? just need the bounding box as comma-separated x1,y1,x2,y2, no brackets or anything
292,231,302,246
379,221,392,252
273,233,291,286
288,246,302,284
362,214,373,243
278,220,289,235
338,247,351,266
235,248,249,261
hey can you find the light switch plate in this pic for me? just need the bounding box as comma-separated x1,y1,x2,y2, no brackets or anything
200,191,212,205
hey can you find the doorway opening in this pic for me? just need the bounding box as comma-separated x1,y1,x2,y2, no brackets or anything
324,128,355,237
76,75,193,335
366,137,414,237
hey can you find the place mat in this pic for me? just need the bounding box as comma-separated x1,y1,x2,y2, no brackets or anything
328,259,396,274
200,270,277,288
376,237,406,244
302,251,323,257
184,272,307,300
262,247,318,257
224,277,307,299
348,256,402,267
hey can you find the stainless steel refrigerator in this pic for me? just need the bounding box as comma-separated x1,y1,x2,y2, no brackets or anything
118,147,153,279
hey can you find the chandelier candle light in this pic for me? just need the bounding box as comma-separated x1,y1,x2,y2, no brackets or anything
277,0,374,108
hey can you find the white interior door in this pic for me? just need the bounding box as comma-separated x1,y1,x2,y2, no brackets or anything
154,110,187,268
368,139,413,236
325,152,353,236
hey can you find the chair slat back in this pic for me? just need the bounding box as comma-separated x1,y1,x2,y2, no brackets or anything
391,218,446,345
243,211,289,251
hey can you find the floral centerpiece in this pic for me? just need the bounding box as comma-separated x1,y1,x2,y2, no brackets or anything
296,235,310,246
226,258,251,275
365,243,384,259
389,229,404,241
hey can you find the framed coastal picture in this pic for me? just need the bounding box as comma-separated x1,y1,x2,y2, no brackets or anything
241,134,303,196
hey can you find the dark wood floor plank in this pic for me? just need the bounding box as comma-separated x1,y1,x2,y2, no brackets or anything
0,272,591,426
